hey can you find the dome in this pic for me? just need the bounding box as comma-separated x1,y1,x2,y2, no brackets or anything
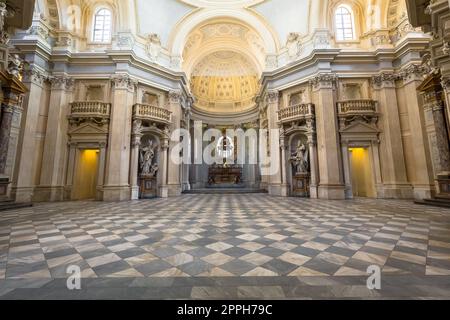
190,51,259,113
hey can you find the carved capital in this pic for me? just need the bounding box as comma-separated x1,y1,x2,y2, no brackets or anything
111,74,137,91
23,67,47,86
372,72,397,89
442,77,450,93
50,75,74,91
168,90,182,104
399,64,428,83
267,90,279,104
309,73,337,90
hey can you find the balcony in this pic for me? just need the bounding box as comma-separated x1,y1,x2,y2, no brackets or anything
277,103,315,123
133,104,172,124
337,100,378,117
68,101,111,125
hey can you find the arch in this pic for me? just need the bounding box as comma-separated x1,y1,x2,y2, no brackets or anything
168,8,280,58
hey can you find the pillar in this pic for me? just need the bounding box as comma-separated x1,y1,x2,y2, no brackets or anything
34,74,74,201
158,137,169,198
372,73,413,199
130,120,142,200
103,74,136,201
401,67,436,199
182,107,191,191
423,92,450,177
311,74,345,199
341,140,353,199
442,77,450,137
11,67,46,202
167,90,182,196
267,90,288,196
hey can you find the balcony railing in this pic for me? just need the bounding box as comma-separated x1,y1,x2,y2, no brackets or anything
133,103,172,124
70,101,111,118
337,100,378,116
278,103,315,123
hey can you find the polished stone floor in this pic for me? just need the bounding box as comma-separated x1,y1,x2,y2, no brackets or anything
0,194,450,299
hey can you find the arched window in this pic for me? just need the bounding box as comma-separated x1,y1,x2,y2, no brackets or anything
92,8,112,43
335,5,355,41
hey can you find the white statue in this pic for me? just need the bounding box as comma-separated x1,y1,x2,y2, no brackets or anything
140,140,158,176
290,141,309,174
8,54,22,78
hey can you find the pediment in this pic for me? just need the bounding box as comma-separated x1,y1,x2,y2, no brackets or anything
340,121,379,134
69,123,108,135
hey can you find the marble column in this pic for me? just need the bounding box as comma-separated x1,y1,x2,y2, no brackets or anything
158,137,169,198
167,90,182,196
130,120,142,200
442,77,450,138
103,75,136,201
0,105,14,175
372,73,413,199
267,90,288,196
11,67,46,202
311,74,345,199
340,140,353,199
182,107,191,191
400,67,436,199
423,91,450,177
35,75,74,202
306,119,319,198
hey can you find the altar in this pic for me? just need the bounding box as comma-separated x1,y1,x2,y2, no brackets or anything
208,165,242,185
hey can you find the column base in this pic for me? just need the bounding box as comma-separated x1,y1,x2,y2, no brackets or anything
158,186,169,198
182,183,191,192
102,186,131,201
167,184,182,197
412,184,436,200
131,186,139,200
318,184,346,200
11,187,34,203
377,184,414,199
268,184,289,197
33,186,65,202
0,177,11,199
310,185,319,199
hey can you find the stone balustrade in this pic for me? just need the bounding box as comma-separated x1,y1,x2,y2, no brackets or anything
337,100,378,116
133,103,172,124
277,103,315,123
68,101,111,126
70,101,111,118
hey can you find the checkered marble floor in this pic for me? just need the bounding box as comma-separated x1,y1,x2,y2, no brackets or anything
1,195,450,299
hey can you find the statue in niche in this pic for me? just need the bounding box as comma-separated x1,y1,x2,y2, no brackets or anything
290,141,309,175
139,140,159,177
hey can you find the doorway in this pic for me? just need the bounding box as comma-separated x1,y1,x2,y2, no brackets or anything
72,149,99,200
349,147,376,198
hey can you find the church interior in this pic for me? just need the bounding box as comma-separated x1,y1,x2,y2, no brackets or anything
0,0,450,300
